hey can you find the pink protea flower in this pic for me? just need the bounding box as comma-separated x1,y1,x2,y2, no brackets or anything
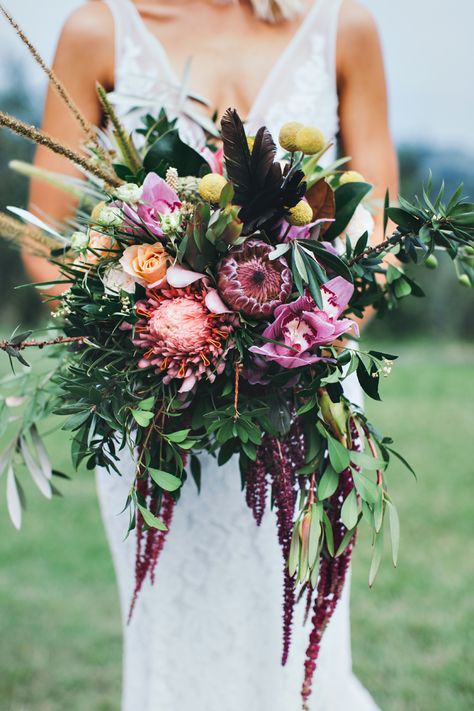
249,276,358,369
125,172,181,238
217,238,292,319
133,278,237,392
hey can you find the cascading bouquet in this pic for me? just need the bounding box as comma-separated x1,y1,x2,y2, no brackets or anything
1,16,474,710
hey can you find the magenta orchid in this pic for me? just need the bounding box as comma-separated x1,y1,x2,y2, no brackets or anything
249,276,358,369
126,172,181,238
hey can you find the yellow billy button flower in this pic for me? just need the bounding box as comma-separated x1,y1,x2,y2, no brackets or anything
294,126,325,155
340,170,365,185
198,173,228,204
287,200,314,226
278,121,303,152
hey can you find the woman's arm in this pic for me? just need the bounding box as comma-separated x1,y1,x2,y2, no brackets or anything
337,0,399,226
25,2,114,294
336,0,399,328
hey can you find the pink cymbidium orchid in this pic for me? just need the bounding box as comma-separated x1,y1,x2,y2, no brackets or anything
249,276,357,369
124,172,181,238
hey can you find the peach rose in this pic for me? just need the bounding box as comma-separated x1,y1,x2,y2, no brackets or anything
120,243,169,286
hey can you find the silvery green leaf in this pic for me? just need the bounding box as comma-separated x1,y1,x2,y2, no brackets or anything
268,243,290,261
288,524,300,578
6,465,22,530
369,530,384,587
387,500,400,567
30,426,52,480
19,437,52,499
293,244,308,282
7,206,66,241
308,504,321,568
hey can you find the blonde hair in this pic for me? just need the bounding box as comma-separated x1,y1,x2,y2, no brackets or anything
216,0,304,22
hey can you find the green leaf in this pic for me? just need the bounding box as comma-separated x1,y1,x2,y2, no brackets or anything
288,524,300,578
131,409,154,427
62,410,91,431
149,468,182,492
308,504,321,567
317,465,339,500
324,182,373,240
137,504,168,531
327,437,350,473
143,129,208,177
350,451,386,471
352,471,379,504
190,455,201,493
387,500,400,567
166,429,191,443
394,278,412,299
340,488,359,530
335,527,356,557
321,511,335,556
369,530,384,587
138,397,156,411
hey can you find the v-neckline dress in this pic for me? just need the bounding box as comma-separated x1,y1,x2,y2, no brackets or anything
96,2,381,709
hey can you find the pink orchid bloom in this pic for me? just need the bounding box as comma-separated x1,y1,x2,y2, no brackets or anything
124,173,181,238
279,217,335,243
249,276,358,369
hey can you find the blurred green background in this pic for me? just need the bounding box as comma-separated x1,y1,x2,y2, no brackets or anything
0,73,473,710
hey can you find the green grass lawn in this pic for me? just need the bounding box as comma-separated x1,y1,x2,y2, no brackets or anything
0,341,473,710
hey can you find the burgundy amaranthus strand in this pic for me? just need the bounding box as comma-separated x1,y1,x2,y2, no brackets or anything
128,481,175,622
266,416,305,666
301,417,361,709
245,452,269,526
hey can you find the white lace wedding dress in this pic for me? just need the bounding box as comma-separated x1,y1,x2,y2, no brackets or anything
96,1,381,709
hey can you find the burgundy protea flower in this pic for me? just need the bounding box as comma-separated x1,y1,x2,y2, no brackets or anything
133,277,237,392
217,238,292,319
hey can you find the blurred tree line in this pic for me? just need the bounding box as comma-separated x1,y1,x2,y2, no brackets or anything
0,71,472,337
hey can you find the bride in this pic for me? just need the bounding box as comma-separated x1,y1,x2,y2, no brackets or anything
25,1,398,709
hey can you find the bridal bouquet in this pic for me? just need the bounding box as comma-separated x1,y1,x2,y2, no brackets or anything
1,57,474,711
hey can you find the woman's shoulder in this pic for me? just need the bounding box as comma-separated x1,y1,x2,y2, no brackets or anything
337,1,382,74
56,1,115,86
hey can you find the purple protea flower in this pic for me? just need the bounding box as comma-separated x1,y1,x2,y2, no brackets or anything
217,238,292,319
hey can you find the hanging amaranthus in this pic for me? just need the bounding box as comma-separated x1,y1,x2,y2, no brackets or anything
301,416,361,709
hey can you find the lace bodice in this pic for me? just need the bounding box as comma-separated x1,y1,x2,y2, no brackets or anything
104,0,342,158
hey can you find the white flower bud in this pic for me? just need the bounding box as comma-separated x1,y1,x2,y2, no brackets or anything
114,183,143,204
70,230,89,252
160,211,182,235
96,206,123,228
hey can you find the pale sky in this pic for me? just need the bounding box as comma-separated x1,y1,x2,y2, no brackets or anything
1,0,473,152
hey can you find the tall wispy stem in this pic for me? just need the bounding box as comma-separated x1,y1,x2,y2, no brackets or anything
0,111,122,187
0,2,111,165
